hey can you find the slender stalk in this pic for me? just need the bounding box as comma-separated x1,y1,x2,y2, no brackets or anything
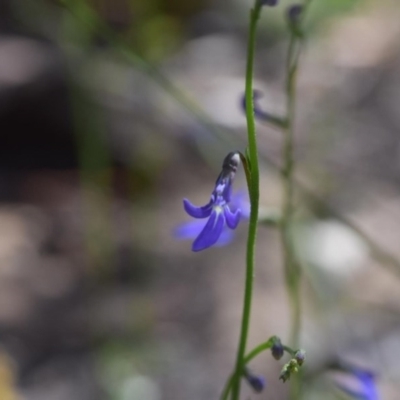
280,1,314,396
282,33,301,350
281,36,302,399
230,3,262,400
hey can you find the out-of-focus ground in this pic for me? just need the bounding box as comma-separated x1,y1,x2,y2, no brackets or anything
1,0,400,399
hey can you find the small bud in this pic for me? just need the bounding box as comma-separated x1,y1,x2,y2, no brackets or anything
294,349,306,366
287,4,303,23
271,338,284,360
288,358,299,373
279,366,291,383
279,359,300,383
260,0,279,6
222,151,241,174
244,368,266,393
286,4,304,37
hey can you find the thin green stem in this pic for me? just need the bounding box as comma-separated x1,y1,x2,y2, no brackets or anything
230,2,262,400
283,32,301,350
243,337,278,364
281,1,314,397
281,33,302,399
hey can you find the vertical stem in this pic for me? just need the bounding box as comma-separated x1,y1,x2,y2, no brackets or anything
283,35,301,350
281,12,309,398
230,3,262,400
281,3,314,397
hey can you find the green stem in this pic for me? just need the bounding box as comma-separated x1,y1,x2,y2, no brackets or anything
283,32,301,350
281,1,313,396
281,37,301,400
230,2,262,400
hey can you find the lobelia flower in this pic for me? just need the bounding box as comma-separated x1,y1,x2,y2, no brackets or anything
335,366,379,400
174,190,249,248
179,152,244,252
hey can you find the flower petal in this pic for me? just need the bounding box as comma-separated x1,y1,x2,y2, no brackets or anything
192,210,225,251
174,220,234,247
230,191,250,218
335,367,379,400
174,220,205,239
183,198,212,219
216,229,234,246
224,206,241,229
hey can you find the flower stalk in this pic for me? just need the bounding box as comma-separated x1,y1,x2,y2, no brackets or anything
230,2,263,399
280,2,314,398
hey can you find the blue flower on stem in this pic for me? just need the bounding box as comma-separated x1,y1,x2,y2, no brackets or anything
179,152,243,252
175,191,249,248
336,366,379,400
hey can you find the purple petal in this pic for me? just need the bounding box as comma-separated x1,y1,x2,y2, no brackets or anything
183,198,212,219
224,206,241,229
335,368,379,400
174,220,234,247
230,191,250,218
223,180,232,202
174,220,205,239
353,370,379,400
192,210,225,252
217,229,234,246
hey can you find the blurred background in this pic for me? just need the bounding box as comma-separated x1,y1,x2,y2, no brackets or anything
1,0,400,399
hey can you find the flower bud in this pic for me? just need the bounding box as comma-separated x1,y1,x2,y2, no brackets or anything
271,338,284,360
294,349,306,366
244,368,266,393
287,4,303,23
279,359,300,383
260,0,279,6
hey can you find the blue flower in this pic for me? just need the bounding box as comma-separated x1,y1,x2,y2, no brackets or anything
175,191,249,249
336,366,379,400
178,152,245,252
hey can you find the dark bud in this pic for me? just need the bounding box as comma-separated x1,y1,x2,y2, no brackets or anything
222,151,241,174
271,338,284,360
244,368,266,393
287,4,303,23
260,0,279,6
286,4,304,38
294,349,306,366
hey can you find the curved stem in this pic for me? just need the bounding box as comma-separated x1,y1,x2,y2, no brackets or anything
230,2,262,400
221,337,295,400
